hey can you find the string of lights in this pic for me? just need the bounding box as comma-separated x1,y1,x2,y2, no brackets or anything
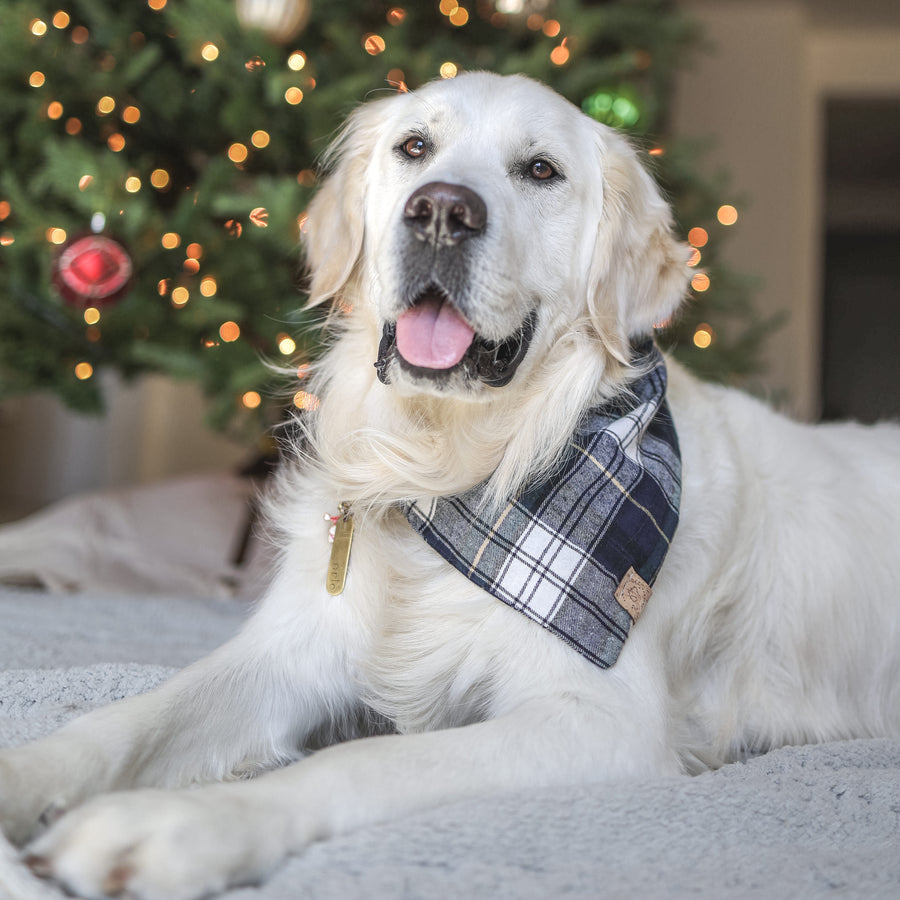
0,0,771,435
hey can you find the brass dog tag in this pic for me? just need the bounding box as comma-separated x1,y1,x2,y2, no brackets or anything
326,504,354,596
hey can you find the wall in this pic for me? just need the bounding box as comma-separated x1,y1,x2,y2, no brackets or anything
671,0,900,419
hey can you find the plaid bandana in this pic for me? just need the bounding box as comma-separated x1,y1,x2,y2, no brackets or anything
402,340,681,669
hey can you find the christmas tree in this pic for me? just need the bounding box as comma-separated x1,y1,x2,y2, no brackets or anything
0,0,774,434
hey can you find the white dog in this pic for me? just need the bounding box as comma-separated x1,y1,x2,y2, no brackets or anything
2,72,898,900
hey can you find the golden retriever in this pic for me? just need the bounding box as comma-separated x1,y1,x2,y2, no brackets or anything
1,72,899,900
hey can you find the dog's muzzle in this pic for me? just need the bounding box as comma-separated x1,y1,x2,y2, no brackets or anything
375,181,535,389
375,304,536,388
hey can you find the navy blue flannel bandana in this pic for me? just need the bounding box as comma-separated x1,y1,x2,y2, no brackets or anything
402,340,681,669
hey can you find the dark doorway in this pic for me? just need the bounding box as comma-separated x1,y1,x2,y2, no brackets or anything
821,97,900,423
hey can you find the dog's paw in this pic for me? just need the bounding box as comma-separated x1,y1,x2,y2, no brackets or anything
0,749,69,846
23,786,292,900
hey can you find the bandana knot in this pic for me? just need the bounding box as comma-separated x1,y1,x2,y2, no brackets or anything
402,340,681,669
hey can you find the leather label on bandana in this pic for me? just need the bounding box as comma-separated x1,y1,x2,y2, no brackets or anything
615,567,652,622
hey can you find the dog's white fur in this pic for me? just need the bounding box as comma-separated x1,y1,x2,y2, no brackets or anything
2,73,898,900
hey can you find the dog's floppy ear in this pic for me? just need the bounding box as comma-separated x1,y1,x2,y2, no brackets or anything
587,127,691,358
303,98,390,307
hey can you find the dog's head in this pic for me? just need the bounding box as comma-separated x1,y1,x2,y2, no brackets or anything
305,72,689,399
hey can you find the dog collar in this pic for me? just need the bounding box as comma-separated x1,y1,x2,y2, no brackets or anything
402,340,681,669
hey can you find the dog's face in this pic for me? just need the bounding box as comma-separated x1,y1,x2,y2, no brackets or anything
305,73,689,399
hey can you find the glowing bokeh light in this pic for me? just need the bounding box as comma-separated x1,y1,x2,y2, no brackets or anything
228,142,249,164
582,89,640,128
293,390,320,411
219,321,241,342
693,324,714,349
550,41,570,66
691,272,711,292
449,7,469,25
717,204,738,226
363,34,386,55
687,227,708,248
150,168,170,189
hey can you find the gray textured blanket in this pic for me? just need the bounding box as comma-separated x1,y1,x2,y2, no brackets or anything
2,587,899,900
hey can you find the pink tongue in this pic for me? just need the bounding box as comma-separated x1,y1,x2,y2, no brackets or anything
396,298,475,369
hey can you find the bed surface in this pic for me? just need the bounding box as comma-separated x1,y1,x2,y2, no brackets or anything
2,586,899,900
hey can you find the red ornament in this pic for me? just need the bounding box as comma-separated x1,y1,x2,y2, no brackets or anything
52,234,133,307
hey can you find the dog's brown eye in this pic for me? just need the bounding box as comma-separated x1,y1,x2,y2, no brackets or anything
528,159,556,181
402,137,428,159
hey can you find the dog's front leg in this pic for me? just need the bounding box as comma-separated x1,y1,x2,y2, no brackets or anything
25,693,678,900
0,556,372,847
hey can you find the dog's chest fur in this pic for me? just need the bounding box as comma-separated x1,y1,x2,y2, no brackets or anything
344,510,574,734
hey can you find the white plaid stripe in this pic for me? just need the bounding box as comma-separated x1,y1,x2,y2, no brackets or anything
496,519,588,619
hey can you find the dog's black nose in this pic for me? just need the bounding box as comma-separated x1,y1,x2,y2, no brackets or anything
403,182,487,247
